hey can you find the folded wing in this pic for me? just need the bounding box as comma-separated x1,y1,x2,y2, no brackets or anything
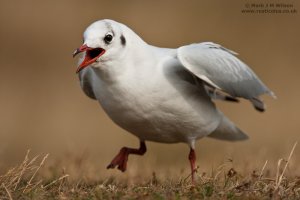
78,69,97,100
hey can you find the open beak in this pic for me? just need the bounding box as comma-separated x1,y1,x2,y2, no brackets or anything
73,44,106,73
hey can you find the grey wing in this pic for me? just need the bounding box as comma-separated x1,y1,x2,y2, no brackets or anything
78,70,97,100
177,42,275,111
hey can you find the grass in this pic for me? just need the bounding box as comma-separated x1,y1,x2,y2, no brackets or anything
0,143,299,200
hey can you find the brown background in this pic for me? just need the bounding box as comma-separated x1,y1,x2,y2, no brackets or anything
0,0,299,178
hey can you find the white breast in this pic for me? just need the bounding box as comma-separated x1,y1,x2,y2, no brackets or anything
81,53,221,145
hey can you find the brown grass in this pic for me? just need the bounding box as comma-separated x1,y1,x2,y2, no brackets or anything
0,143,299,199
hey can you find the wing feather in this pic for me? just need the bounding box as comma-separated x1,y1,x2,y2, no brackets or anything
177,42,275,99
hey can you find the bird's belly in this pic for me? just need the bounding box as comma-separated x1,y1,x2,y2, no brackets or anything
93,78,220,144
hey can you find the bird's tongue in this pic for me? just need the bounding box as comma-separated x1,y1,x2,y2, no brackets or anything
79,48,104,67
74,46,105,73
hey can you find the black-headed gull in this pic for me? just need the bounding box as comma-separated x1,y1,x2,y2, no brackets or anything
73,19,275,182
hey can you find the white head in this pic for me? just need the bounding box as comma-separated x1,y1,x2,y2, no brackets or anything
73,19,141,73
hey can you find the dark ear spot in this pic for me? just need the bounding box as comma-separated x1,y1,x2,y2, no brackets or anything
120,34,126,46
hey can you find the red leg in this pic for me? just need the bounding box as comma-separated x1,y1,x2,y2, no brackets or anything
107,141,146,172
189,148,196,183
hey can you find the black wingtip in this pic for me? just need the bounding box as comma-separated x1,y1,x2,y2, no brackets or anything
250,98,266,112
254,106,265,112
225,96,240,102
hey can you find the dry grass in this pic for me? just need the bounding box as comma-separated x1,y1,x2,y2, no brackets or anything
0,143,299,200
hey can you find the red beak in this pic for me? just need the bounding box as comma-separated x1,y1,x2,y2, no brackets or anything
73,44,105,73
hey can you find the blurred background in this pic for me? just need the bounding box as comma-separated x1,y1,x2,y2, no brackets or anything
0,0,299,180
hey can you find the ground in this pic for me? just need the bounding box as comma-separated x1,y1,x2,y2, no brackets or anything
0,144,299,200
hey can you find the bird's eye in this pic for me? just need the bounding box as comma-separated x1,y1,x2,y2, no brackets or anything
104,33,113,44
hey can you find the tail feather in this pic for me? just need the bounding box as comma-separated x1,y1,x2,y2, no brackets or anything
208,111,248,141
